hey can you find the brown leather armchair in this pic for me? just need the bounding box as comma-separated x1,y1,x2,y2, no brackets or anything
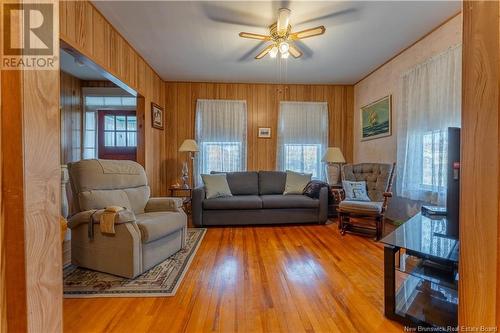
338,163,395,240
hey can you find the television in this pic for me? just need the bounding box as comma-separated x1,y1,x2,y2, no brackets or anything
446,127,460,239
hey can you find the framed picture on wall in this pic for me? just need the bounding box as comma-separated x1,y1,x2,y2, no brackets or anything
258,127,271,138
151,103,164,130
360,95,392,141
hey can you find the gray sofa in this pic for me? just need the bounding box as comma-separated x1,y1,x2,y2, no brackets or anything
192,171,328,226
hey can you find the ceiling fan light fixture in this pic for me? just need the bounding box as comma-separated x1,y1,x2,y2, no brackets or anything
281,51,289,59
269,46,279,58
279,41,289,54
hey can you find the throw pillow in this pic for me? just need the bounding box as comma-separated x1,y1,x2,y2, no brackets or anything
283,170,312,195
201,174,233,199
342,180,371,201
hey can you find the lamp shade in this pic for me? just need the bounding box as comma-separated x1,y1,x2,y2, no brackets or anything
322,147,345,163
179,139,199,152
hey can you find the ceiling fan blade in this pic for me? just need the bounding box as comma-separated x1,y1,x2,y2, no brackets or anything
255,45,274,59
277,8,291,36
202,3,269,28
238,41,267,62
288,43,303,58
296,8,359,26
290,26,326,40
239,32,271,41
293,40,314,59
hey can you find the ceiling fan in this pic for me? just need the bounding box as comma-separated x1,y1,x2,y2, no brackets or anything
239,8,326,60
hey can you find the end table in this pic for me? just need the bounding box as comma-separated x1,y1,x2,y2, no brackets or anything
328,185,343,218
168,187,193,214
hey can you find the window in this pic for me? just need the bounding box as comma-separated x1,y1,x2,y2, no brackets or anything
277,102,328,180
103,114,137,147
283,144,322,178
397,45,461,205
422,130,447,189
83,111,97,159
195,99,247,185
201,142,242,173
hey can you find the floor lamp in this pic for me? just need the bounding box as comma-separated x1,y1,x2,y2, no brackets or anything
179,139,199,189
322,147,346,186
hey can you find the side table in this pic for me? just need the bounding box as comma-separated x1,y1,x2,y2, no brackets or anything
168,187,193,214
328,185,343,218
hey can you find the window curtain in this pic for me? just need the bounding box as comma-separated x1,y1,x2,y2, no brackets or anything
277,101,329,180
194,99,247,186
397,45,461,205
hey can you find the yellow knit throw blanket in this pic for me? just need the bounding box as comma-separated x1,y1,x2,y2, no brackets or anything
99,206,125,235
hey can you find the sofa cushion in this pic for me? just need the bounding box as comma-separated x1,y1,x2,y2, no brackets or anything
260,194,319,209
258,171,287,195
212,171,259,195
203,195,262,210
339,200,383,215
136,211,186,244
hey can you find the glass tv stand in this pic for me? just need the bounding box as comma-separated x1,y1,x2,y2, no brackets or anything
381,213,459,328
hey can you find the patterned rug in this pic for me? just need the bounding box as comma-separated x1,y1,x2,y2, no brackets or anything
63,228,206,298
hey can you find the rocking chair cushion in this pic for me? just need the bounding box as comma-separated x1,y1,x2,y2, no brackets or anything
339,200,383,215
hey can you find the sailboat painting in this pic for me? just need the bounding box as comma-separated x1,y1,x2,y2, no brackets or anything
360,95,392,141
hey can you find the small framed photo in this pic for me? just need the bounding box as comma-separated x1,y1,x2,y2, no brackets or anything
151,103,164,130
258,127,271,138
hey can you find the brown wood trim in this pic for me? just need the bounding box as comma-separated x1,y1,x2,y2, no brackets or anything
1,68,28,333
136,96,146,167
460,0,499,327
354,10,462,86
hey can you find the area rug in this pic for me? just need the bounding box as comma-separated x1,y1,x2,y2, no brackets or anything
63,228,206,298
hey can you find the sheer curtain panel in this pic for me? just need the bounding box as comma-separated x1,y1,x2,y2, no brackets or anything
277,101,329,180
194,99,247,186
397,45,461,205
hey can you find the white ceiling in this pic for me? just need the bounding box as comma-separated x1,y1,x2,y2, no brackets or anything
92,1,460,84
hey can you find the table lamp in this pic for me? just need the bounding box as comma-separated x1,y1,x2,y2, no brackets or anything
322,147,346,186
179,139,199,189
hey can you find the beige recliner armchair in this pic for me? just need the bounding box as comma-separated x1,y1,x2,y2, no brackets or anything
67,159,187,278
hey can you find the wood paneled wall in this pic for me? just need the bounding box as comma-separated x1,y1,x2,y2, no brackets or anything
59,0,167,195
60,71,82,164
0,46,5,333
460,0,500,327
165,82,353,188
1,1,63,331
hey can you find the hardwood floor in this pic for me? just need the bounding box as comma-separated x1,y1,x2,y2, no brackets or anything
63,221,403,333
